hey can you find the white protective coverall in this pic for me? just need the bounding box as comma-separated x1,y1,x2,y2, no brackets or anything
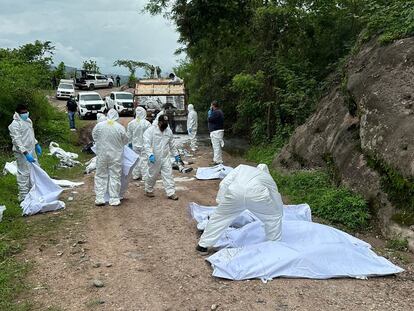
187,104,198,151
8,112,38,201
92,109,128,205
198,164,283,248
143,125,179,196
127,107,151,180
210,130,224,164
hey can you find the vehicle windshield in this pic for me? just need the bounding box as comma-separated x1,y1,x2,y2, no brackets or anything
59,83,74,90
81,94,101,101
116,93,133,100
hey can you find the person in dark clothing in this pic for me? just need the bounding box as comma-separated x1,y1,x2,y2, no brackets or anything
66,96,78,131
116,75,121,87
207,100,224,164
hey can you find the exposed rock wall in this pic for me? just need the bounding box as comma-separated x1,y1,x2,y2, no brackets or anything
274,37,414,244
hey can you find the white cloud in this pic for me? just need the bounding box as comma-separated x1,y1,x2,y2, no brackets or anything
0,0,183,75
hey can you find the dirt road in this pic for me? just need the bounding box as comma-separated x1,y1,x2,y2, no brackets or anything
17,137,414,311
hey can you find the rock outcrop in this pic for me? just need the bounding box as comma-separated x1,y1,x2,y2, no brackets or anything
274,37,414,247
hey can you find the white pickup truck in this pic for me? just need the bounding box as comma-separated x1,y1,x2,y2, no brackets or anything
105,91,135,115
76,92,106,119
75,73,113,90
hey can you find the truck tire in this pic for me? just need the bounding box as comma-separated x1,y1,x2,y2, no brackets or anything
89,84,95,90
108,82,113,88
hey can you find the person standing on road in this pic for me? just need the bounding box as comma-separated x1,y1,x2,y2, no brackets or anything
127,107,151,181
66,95,78,131
196,164,283,254
208,100,224,165
116,75,121,87
92,108,128,206
143,115,180,200
187,104,198,152
8,104,43,202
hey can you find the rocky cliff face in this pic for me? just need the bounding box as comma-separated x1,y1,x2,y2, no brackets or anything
274,37,414,246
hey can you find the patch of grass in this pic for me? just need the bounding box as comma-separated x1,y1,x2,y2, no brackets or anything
0,107,92,310
245,142,281,166
366,155,414,226
246,146,370,231
386,237,409,252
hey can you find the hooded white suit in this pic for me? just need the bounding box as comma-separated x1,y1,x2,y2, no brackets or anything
92,109,128,205
198,164,283,248
187,104,198,151
8,112,38,201
127,107,151,180
143,124,179,196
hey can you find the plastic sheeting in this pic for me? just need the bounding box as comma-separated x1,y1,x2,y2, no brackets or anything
0,205,5,222
104,146,139,202
189,203,404,280
3,161,84,189
196,165,233,180
21,164,65,216
49,142,81,167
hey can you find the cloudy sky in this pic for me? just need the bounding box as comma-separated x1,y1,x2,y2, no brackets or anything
0,0,182,76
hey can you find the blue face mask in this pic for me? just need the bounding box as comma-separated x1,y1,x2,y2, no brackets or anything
20,112,29,121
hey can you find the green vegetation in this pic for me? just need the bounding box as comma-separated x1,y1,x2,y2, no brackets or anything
386,237,409,252
147,0,413,144
366,155,414,226
82,59,100,73
246,145,370,231
0,40,91,310
0,130,90,310
113,59,162,87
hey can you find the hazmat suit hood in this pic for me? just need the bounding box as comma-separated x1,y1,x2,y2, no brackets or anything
188,104,194,112
135,107,147,121
257,164,270,174
107,108,119,122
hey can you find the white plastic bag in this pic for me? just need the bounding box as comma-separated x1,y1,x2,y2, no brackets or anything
0,205,6,222
48,142,81,167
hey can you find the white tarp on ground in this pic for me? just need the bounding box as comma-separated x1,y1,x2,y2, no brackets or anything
21,164,65,216
3,161,84,189
189,203,404,281
104,146,139,202
49,142,81,167
196,165,233,180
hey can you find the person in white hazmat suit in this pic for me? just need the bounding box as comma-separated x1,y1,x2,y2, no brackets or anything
187,104,198,151
196,164,283,254
144,114,181,200
8,103,43,202
127,107,151,180
92,109,128,206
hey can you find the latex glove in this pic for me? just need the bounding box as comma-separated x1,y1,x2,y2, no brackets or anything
175,155,181,163
149,154,156,164
128,143,133,149
35,144,42,156
25,153,36,163
188,128,192,134
207,109,212,118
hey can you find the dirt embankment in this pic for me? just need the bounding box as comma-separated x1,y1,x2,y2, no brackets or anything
274,37,414,248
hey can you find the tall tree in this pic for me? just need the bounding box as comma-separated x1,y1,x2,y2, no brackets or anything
82,59,100,73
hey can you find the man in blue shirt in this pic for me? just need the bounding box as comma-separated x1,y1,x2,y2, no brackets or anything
208,100,224,164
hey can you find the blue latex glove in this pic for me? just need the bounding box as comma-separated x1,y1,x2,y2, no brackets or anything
175,155,181,162
35,144,42,156
188,128,192,134
149,154,155,164
25,153,36,163
207,109,212,118
128,143,133,149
